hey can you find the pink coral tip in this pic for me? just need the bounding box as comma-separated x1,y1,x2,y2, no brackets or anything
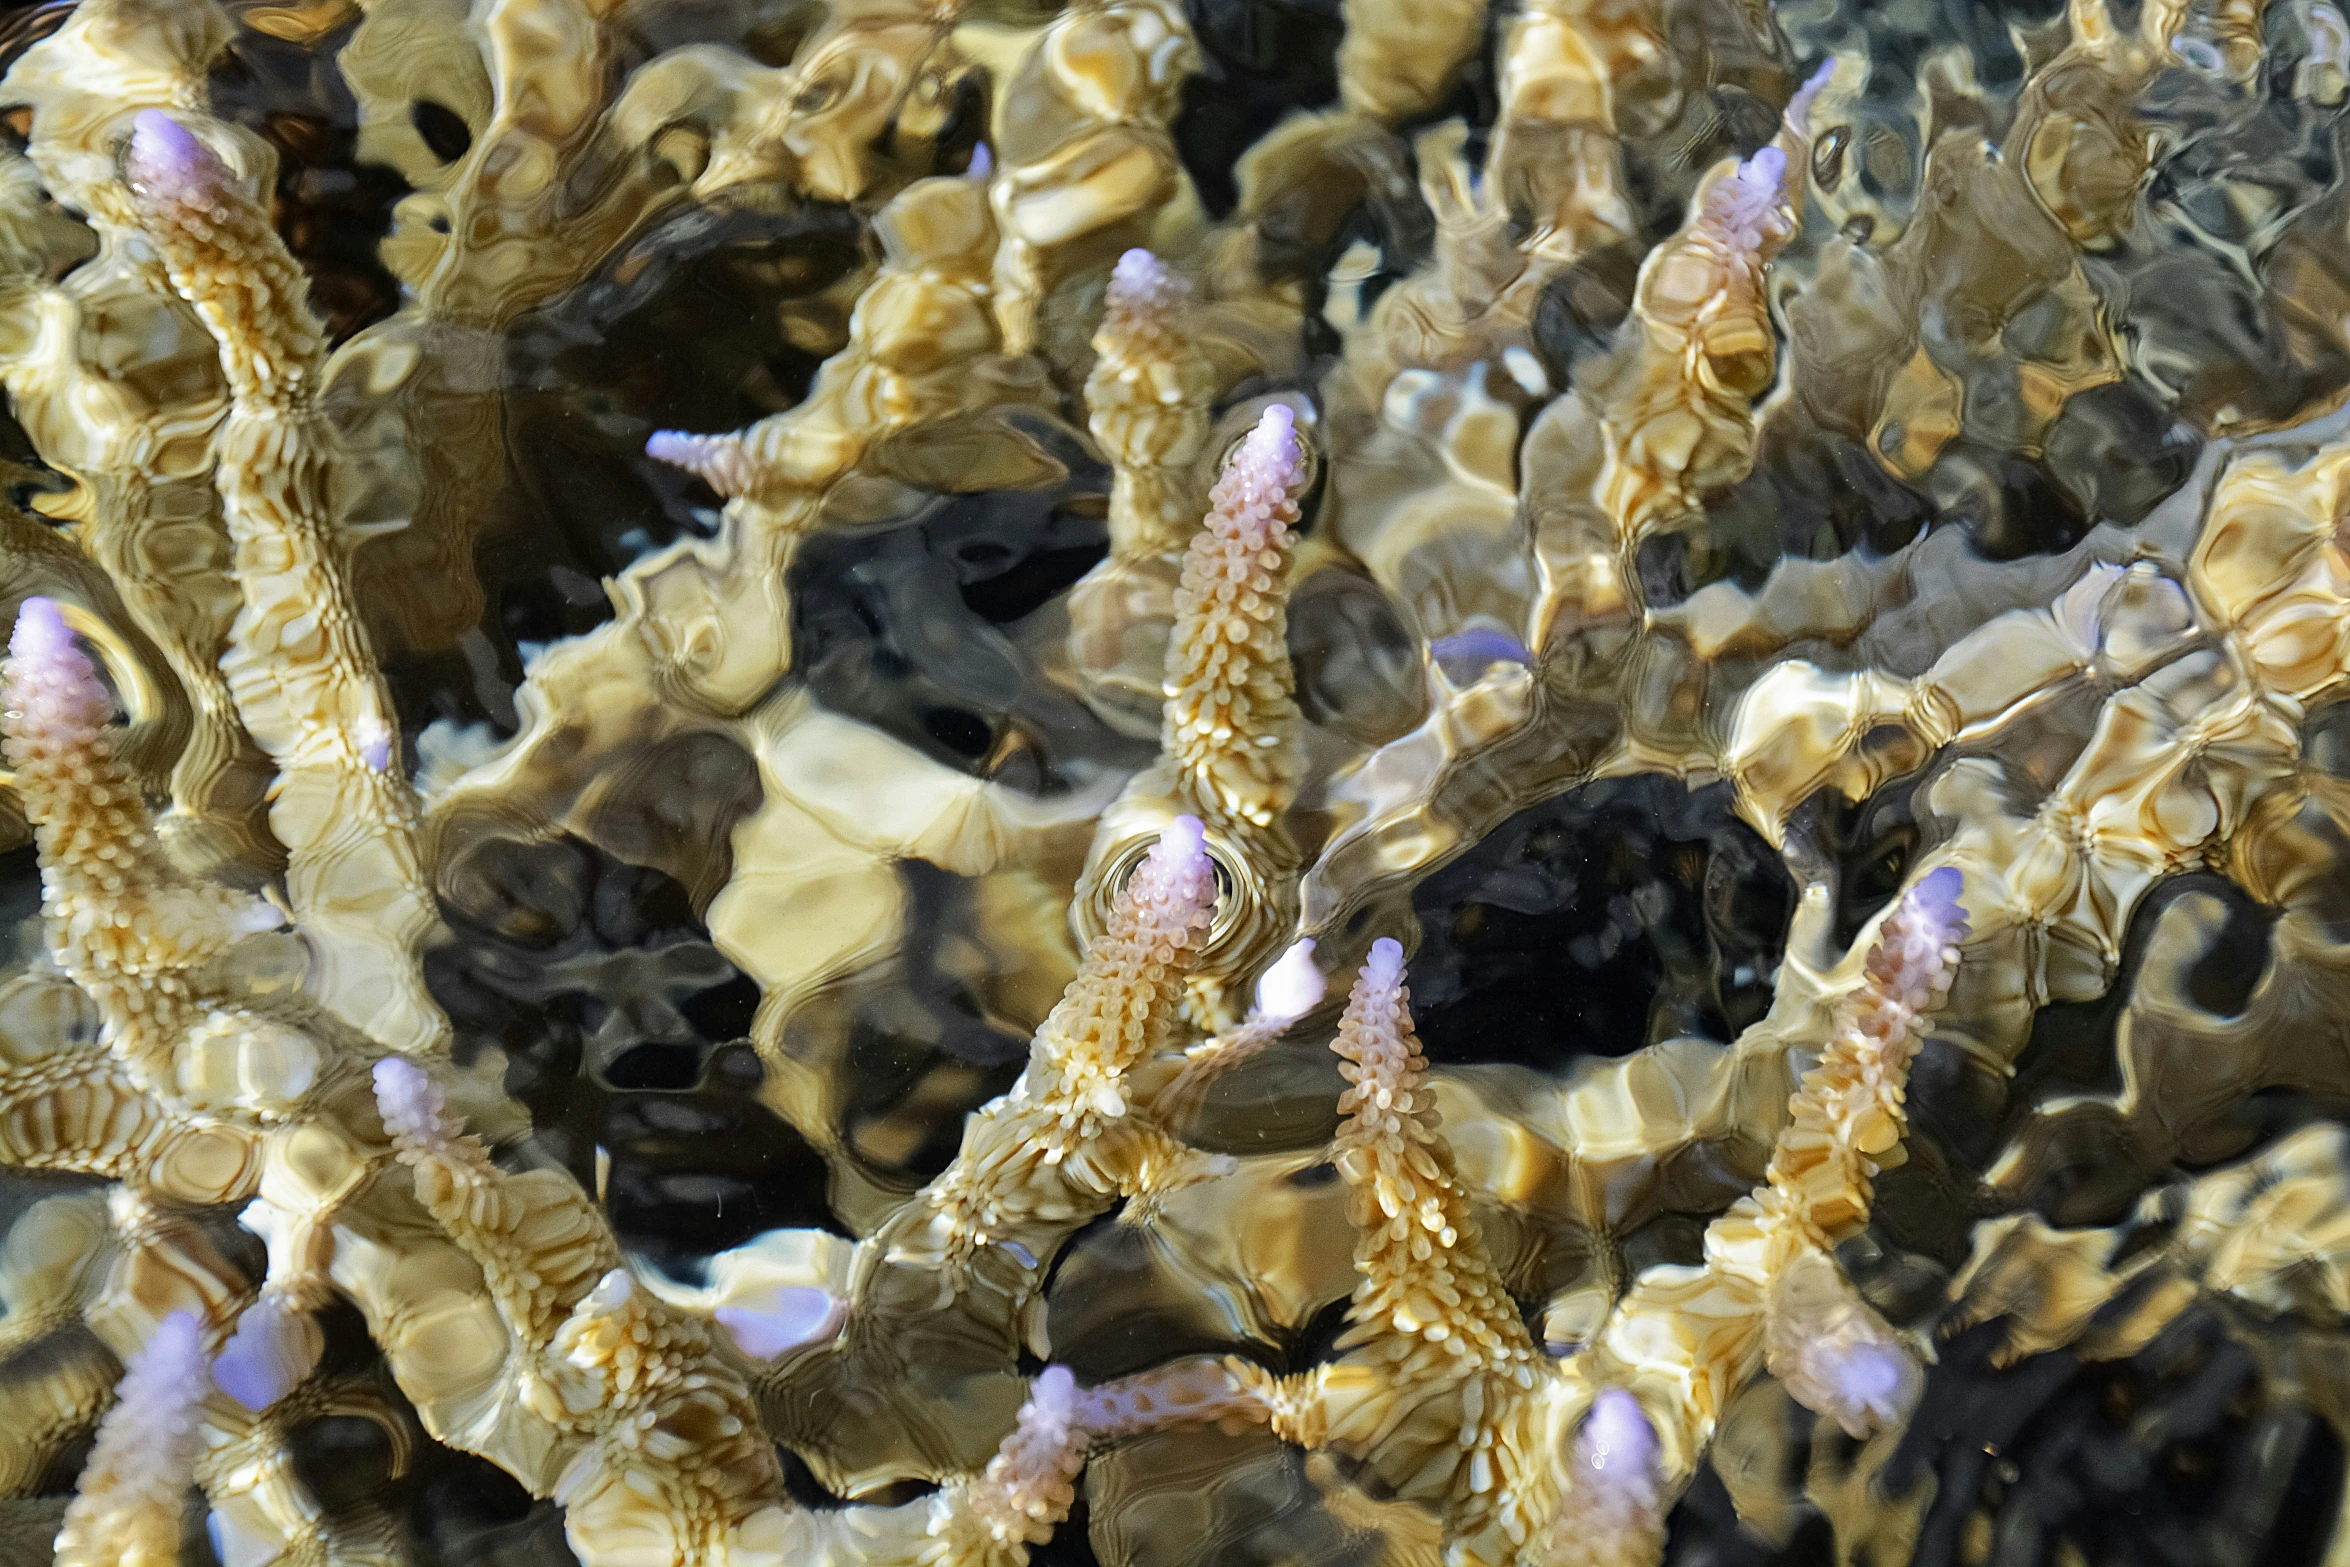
144,1309,207,1378
1116,815,1218,939
80,1308,210,1498
126,110,227,199
1252,938,1324,1023
646,429,748,498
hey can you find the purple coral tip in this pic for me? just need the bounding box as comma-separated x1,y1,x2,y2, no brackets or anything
1908,865,1967,934
1110,248,1169,301
127,109,225,197
1703,142,1793,250
1018,1363,1082,1447
1033,1363,1076,1408
372,1056,447,1145
9,596,69,665
1153,814,1208,875
1363,936,1405,990
356,717,392,774
1429,626,1532,683
1787,58,1835,132
5,596,110,742
646,428,748,497
1230,405,1305,496
1578,1387,1659,1476
645,430,699,466
151,1308,205,1363
214,1297,314,1412
1253,938,1324,1022
1829,1339,1909,1415
1127,815,1218,928
716,1285,842,1360
967,143,993,181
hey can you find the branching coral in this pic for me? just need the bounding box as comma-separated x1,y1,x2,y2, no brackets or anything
53,1309,208,1567
1236,870,1967,1566
1066,248,1218,730
1080,402,1313,1025
125,109,447,1059
0,0,2346,1562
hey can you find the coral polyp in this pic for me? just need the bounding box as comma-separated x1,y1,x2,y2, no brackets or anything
0,0,2347,1562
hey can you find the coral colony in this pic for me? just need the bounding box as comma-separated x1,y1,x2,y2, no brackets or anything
1,0,2350,1563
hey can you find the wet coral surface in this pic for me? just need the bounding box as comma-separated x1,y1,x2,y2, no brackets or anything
0,0,2346,1562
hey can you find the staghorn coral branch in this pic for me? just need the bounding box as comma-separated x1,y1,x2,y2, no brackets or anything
1066,250,1217,731
1078,400,1314,1028
1528,61,1825,657
920,1358,1262,1567
933,1365,1086,1562
1329,938,1533,1371
4,598,268,984
1582,867,1970,1497
1598,126,1808,548
0,10,277,875
620,171,1016,719
2,597,280,1099
1165,405,1310,834
1756,865,1969,1246
1030,814,1221,1121
640,173,1008,515
1759,1246,1919,1441
122,113,322,412
123,113,448,1060
1085,250,1216,561
373,1058,615,1350
913,815,1219,1264
778,816,1230,1497
373,1059,788,1565
53,1309,209,1567
1238,939,1549,1562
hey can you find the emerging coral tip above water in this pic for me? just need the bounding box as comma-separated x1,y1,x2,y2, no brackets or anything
0,0,2345,1561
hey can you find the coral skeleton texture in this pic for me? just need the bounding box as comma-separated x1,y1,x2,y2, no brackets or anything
0,0,2346,1563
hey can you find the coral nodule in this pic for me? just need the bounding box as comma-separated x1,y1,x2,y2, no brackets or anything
0,0,2346,1563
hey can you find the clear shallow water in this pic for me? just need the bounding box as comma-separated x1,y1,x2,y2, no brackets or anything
0,0,2344,1561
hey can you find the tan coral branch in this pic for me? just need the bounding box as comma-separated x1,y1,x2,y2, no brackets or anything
123,113,448,1059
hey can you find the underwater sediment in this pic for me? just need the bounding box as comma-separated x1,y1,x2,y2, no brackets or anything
0,0,2343,1562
